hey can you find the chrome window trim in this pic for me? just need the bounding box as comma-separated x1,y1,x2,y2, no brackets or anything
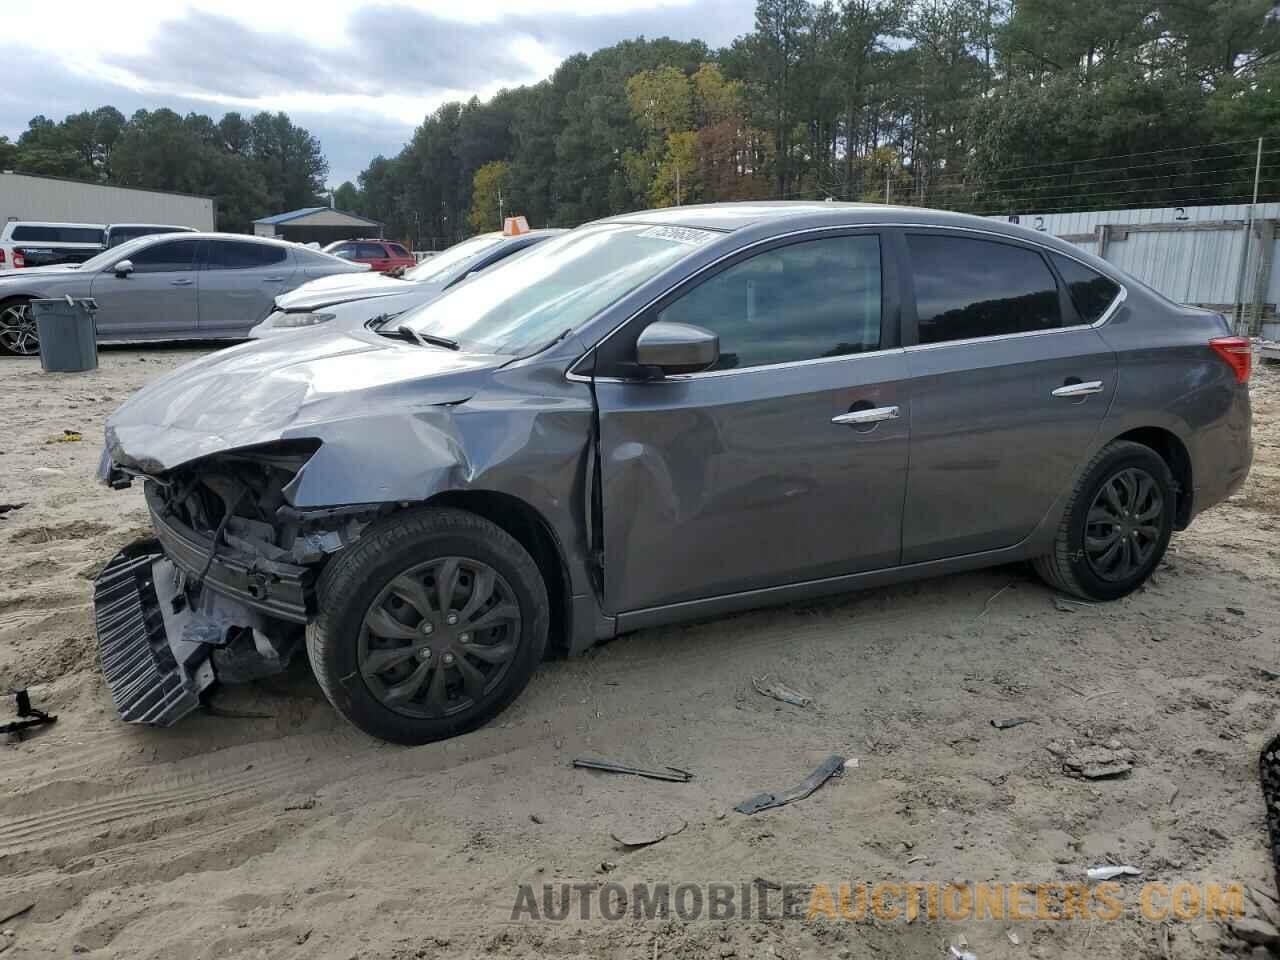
905,284,1127,352
565,221,1128,384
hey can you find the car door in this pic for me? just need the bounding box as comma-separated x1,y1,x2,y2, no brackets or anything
899,230,1119,563
89,237,201,338
359,242,391,273
197,239,296,335
592,230,910,615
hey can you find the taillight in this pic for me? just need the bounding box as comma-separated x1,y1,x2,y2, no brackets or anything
11,249,24,268
0,249,5,264
1209,336,1252,383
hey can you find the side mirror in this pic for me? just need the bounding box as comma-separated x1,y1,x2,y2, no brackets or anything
114,259,134,277
635,321,719,375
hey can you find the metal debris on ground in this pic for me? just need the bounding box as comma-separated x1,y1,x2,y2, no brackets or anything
948,945,977,960
1259,732,1280,900
735,754,845,815
990,717,1036,730
751,675,812,707
1087,865,1143,881
611,816,688,849
1053,596,1093,612
2,690,57,741
572,758,694,783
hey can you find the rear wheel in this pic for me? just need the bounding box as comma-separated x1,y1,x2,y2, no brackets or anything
1033,440,1174,601
0,299,37,356
307,507,549,744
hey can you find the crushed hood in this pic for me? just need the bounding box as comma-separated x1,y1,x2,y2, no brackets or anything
274,271,418,312
105,329,507,474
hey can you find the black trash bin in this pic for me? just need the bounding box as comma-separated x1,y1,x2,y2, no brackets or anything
33,297,98,372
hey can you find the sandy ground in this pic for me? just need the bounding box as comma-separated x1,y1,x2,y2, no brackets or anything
1,344,1279,960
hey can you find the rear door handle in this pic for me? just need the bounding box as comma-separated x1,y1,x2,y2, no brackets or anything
832,405,899,425
1051,380,1104,398
170,278,194,286
263,276,286,282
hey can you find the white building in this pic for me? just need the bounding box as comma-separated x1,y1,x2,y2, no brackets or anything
0,172,215,230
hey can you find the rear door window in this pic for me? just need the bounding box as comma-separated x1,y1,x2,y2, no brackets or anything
357,243,388,259
125,239,200,273
908,234,1061,344
388,243,411,258
205,240,288,270
1050,253,1121,323
655,233,882,371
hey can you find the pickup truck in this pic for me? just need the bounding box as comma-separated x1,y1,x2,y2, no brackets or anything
0,221,106,271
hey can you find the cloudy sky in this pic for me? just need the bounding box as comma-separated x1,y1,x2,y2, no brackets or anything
1,0,755,187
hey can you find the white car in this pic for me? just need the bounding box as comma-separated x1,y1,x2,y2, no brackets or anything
248,228,564,339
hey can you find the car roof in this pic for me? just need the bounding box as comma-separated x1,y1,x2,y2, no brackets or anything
7,221,106,230
138,231,298,248
601,200,1097,259
108,223,195,230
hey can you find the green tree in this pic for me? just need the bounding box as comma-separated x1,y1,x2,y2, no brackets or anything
468,160,512,232
333,181,361,212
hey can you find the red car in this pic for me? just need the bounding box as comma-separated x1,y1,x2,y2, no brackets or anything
323,239,416,275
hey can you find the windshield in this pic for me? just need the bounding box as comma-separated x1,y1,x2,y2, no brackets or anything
399,223,717,355
77,234,168,272
404,235,504,283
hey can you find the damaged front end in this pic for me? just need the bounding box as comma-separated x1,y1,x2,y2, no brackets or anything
94,440,383,726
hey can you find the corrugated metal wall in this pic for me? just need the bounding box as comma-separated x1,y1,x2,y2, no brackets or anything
988,202,1280,312
0,174,215,231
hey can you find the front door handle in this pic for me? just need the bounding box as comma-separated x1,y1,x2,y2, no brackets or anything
1051,380,1104,398
832,405,899,425
263,276,285,282
170,278,194,286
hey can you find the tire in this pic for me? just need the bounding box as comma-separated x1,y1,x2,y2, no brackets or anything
307,507,549,745
1033,440,1175,601
0,298,37,357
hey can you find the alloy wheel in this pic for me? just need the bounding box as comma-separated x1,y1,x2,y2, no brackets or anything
0,303,38,356
358,556,522,719
1084,466,1164,582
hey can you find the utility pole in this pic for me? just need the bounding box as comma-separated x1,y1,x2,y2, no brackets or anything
884,165,891,204
1233,137,1264,334
498,188,504,228
675,162,681,207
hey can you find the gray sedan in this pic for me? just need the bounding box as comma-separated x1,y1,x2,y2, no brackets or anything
0,232,369,355
94,202,1252,744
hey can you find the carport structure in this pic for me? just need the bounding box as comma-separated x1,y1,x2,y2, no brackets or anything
253,207,383,246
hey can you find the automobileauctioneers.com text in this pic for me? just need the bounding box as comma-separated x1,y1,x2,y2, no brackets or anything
511,880,1245,923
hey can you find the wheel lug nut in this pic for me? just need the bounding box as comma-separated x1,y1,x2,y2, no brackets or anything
459,633,470,644
446,613,459,626
443,652,455,665
422,623,434,634
420,647,432,659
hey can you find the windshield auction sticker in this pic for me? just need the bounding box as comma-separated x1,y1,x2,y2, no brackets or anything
636,225,718,246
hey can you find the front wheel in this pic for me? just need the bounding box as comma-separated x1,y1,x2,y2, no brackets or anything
307,507,549,744
1033,440,1175,601
0,299,38,356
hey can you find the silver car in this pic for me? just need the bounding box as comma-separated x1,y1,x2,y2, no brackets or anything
0,232,369,356
247,228,564,338
94,202,1252,744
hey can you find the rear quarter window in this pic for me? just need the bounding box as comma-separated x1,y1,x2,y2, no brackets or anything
1050,253,1121,323
388,244,411,258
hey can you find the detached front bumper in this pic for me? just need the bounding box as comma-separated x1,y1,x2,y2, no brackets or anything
92,485,316,728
